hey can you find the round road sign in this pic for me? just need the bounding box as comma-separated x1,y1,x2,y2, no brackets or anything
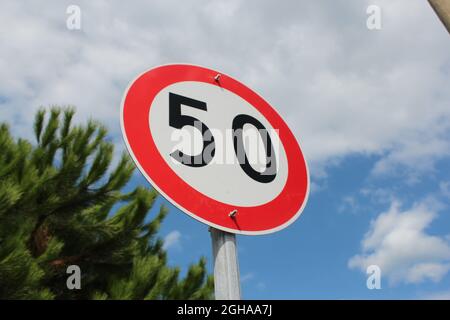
121,64,309,235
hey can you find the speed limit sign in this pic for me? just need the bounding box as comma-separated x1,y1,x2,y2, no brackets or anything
120,64,309,235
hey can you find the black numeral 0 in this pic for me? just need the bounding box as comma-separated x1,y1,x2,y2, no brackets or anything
168,93,277,182
232,114,277,183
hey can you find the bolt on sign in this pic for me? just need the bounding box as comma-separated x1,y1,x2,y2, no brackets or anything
121,64,309,235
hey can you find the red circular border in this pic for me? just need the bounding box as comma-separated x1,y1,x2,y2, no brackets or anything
121,64,308,234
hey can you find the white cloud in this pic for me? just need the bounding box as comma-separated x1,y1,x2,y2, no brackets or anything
349,200,450,285
404,262,450,284
440,181,450,199
256,281,266,291
1,0,450,181
241,273,255,283
360,187,396,205
423,290,450,300
338,196,360,214
162,230,182,250
371,137,450,184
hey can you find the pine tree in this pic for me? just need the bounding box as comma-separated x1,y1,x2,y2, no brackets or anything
0,107,214,299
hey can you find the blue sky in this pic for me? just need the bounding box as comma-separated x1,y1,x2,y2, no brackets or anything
152,154,450,299
1,0,450,299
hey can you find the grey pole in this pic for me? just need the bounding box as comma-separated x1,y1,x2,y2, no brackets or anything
210,227,241,300
428,0,450,34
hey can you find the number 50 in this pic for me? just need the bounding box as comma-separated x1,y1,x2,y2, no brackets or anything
169,92,277,183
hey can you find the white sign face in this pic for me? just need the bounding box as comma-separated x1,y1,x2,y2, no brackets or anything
149,81,289,207
121,64,309,235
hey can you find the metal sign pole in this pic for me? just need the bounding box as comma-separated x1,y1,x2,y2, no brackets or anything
210,227,241,300
429,0,450,34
